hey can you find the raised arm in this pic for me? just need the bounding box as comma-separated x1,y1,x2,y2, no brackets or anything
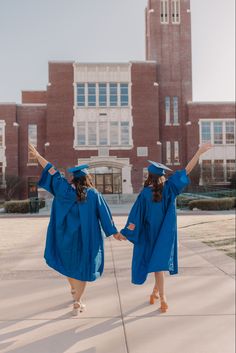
28,144,48,169
185,143,212,175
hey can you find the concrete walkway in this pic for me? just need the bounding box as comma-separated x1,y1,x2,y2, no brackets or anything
0,215,235,353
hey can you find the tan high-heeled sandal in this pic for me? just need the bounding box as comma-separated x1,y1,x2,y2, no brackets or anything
160,296,168,313
149,287,159,305
72,301,86,316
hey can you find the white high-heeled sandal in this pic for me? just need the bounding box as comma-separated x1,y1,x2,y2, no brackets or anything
72,301,86,316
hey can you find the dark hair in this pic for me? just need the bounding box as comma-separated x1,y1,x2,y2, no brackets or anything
144,173,165,202
71,174,94,202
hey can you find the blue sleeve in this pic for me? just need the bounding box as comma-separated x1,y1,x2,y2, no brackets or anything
38,163,73,199
96,193,118,237
120,193,144,244
167,169,190,196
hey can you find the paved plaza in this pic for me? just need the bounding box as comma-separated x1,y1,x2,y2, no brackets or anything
0,212,235,353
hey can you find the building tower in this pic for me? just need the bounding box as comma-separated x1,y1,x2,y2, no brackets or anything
146,0,192,168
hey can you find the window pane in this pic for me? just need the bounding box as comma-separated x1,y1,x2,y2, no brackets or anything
213,160,224,182
77,122,86,145
166,141,171,164
201,160,212,183
161,0,169,23
0,126,4,147
120,83,129,106
77,83,85,106
174,141,179,163
99,83,107,107
121,121,129,145
88,122,97,145
213,122,223,144
173,96,179,124
225,121,235,144
165,97,170,124
109,83,118,106
110,121,119,145
226,160,236,181
171,0,180,24
99,121,108,145
28,124,37,163
201,122,211,143
88,83,96,107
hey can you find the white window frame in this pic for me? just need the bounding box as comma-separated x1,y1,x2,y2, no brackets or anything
28,124,38,165
166,141,171,165
174,141,180,164
199,119,235,146
173,96,179,125
171,0,181,24
165,97,171,125
160,0,169,24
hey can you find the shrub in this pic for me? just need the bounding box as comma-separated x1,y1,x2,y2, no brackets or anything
188,197,236,211
177,195,198,208
4,200,30,213
4,198,46,213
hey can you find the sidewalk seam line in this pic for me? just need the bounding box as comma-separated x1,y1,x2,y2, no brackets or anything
110,239,129,353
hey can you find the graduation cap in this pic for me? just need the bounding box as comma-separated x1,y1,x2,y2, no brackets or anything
67,164,90,178
147,160,172,176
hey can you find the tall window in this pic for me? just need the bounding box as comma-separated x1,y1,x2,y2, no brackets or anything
0,162,3,185
166,141,171,164
120,83,129,106
109,83,118,107
88,122,97,145
99,121,108,145
213,160,224,182
110,121,119,145
213,122,223,144
171,0,180,24
201,160,212,183
99,83,107,107
173,97,179,124
225,121,235,144
77,122,86,145
88,83,96,107
160,0,169,24
0,125,3,147
165,97,171,125
201,122,211,143
121,121,130,145
174,141,179,163
77,83,85,107
226,160,236,181
28,124,37,164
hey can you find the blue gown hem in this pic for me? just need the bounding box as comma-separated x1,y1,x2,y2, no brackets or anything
45,258,101,282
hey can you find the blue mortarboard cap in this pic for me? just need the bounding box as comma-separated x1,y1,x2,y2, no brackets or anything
67,164,90,178
147,160,172,176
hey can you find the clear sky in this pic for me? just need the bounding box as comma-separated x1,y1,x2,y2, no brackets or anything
0,0,235,103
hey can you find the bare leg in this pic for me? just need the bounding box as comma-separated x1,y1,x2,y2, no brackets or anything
67,277,75,292
154,271,168,312
70,278,87,315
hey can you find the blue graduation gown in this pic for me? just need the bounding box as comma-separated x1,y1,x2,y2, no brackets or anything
38,163,118,282
120,169,190,285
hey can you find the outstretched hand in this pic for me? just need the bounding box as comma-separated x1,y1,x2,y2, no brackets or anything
113,233,127,241
198,143,213,155
28,143,40,159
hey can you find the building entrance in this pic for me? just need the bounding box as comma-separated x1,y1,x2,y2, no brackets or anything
90,167,122,194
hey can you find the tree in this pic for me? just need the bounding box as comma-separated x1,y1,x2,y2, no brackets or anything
3,175,24,201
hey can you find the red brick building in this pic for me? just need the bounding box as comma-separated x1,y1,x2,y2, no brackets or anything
0,0,235,200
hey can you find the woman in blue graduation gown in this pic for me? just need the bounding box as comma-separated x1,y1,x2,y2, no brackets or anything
28,144,123,315
120,143,212,312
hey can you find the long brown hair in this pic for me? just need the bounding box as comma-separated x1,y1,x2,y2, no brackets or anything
71,174,95,202
144,173,166,202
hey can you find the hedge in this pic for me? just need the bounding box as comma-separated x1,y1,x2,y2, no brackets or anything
188,197,236,211
4,198,45,213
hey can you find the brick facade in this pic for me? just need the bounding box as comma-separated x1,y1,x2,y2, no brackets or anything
0,0,235,200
